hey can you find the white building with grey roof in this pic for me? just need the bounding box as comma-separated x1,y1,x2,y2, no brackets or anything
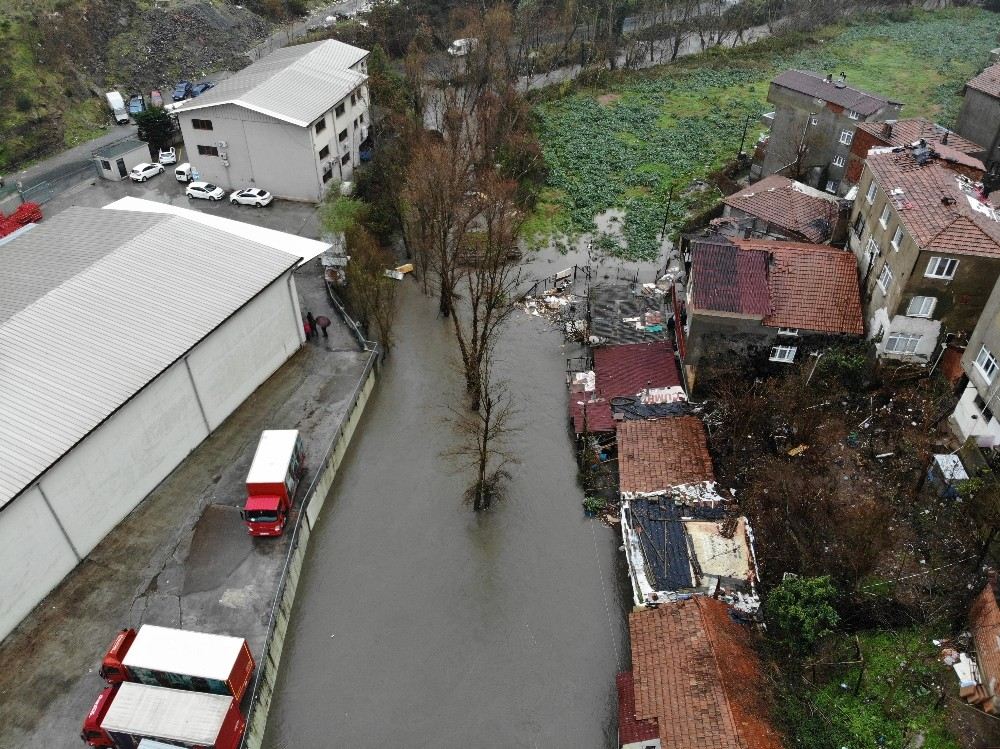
0,206,308,641
170,39,371,202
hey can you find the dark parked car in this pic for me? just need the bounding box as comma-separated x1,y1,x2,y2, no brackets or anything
127,94,146,116
191,81,216,97
171,81,193,101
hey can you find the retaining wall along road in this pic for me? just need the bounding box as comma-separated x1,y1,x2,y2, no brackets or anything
241,344,380,748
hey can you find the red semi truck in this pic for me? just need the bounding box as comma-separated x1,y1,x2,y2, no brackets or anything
81,682,245,749
241,430,305,537
100,625,255,701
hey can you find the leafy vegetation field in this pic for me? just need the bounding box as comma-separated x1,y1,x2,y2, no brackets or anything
777,629,959,749
530,8,1000,259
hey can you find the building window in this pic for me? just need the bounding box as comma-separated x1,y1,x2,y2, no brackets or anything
879,204,891,228
839,129,853,145
770,345,797,363
877,263,893,293
322,164,334,184
315,118,326,134
866,181,877,203
353,118,358,129
891,226,903,250
338,129,348,142
833,155,845,168
847,109,860,120
825,180,837,193
906,296,936,318
341,152,351,165
925,256,958,280
197,145,219,156
335,102,345,117
359,113,365,124
853,212,867,238
351,92,356,106
777,328,799,337
976,345,999,384
318,145,330,160
885,333,921,354
866,236,880,259
100,159,111,170
192,119,213,131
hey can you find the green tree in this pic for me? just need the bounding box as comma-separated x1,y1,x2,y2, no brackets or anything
766,575,840,654
133,108,175,152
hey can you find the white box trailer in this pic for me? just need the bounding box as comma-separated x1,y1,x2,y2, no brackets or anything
99,682,244,749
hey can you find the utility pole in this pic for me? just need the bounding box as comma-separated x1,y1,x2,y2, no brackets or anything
737,112,751,160
659,184,675,242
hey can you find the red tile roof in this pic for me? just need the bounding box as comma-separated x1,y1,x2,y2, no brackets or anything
736,239,864,335
855,118,983,156
628,598,783,749
569,397,615,434
617,417,714,493
966,63,1000,99
616,672,659,745
867,150,1000,257
772,70,895,115
970,577,1000,699
594,341,681,398
690,240,770,317
691,239,863,335
724,175,839,243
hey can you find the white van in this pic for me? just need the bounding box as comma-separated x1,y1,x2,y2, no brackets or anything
105,91,130,125
447,38,478,57
174,163,198,183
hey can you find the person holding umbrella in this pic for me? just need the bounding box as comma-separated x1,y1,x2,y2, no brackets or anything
315,315,332,339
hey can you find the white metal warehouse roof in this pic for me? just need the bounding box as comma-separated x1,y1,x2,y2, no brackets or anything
0,207,299,510
101,683,232,743
123,625,247,682
103,197,331,265
170,39,369,127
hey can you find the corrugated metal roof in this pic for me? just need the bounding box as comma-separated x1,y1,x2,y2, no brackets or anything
172,39,369,127
0,207,298,510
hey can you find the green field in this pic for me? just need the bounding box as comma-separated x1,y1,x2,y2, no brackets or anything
530,8,1000,259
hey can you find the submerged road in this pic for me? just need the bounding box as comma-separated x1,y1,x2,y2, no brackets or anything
263,278,631,747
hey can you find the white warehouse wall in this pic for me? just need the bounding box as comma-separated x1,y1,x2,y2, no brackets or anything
0,487,79,639
187,275,303,429
0,272,302,643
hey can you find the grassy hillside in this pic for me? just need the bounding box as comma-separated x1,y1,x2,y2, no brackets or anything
0,0,273,172
530,8,1000,259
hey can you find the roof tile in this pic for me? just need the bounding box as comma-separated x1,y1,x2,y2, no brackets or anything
724,175,840,243
617,417,714,493
772,69,896,115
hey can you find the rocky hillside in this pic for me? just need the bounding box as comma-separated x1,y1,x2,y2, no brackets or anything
0,0,278,172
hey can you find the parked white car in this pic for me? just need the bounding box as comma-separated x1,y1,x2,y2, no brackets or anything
129,162,165,182
185,181,225,201
174,163,195,183
158,147,177,165
229,188,273,207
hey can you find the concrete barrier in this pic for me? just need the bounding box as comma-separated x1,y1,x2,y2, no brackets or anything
240,346,380,748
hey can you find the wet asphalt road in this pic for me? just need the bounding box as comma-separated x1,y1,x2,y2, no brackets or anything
263,273,633,747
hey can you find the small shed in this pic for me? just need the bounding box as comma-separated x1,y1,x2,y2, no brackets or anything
93,138,150,181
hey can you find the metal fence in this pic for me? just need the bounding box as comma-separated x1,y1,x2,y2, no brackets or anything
238,293,380,748
18,161,99,205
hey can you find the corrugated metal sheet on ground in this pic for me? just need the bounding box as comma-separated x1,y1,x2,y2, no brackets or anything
0,207,298,509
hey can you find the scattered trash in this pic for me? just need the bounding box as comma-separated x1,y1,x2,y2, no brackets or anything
787,444,809,457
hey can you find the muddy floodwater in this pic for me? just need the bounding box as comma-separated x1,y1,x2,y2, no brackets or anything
263,259,634,747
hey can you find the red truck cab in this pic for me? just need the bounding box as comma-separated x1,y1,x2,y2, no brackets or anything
241,430,305,537
81,686,117,747
99,629,137,683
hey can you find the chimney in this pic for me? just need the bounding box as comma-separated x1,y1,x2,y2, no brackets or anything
835,71,846,88
825,73,833,83
942,130,950,145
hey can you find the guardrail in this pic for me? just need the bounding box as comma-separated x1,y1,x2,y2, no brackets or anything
239,297,381,748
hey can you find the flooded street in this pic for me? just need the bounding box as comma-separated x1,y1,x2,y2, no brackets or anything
263,264,633,747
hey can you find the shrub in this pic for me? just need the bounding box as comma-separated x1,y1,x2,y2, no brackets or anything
766,575,840,654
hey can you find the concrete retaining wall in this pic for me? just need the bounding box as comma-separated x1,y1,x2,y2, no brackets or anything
241,348,380,748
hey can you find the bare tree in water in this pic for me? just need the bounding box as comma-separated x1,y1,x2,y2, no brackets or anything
447,354,518,511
